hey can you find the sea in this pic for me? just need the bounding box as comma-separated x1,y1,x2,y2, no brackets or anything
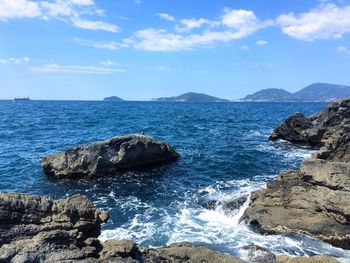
1,100,350,262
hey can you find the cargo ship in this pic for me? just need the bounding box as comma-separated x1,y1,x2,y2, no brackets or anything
14,97,30,101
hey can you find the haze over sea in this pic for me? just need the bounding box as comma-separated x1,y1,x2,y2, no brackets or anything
1,100,350,261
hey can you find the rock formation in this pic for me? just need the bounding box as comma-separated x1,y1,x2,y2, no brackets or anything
269,99,350,147
41,134,180,179
0,193,108,262
243,98,350,251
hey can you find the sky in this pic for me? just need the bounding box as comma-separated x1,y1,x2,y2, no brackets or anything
0,0,350,100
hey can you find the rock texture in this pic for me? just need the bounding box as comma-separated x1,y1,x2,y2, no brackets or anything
0,193,108,262
269,99,350,147
41,134,180,179
0,192,340,262
244,98,350,251
0,192,246,263
241,245,339,263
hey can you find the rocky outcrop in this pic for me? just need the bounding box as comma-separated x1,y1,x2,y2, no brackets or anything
41,134,180,179
244,98,350,251
269,99,350,147
242,245,339,263
242,169,350,249
0,192,340,262
0,193,108,262
0,192,247,263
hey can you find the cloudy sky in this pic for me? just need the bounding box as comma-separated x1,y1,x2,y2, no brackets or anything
0,0,350,100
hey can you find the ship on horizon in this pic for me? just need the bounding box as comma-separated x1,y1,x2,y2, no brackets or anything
14,97,30,101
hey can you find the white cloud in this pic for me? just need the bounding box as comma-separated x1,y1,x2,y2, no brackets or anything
72,18,119,32
157,13,175,22
132,8,272,52
0,0,119,32
337,46,350,54
0,57,30,64
73,37,129,50
256,40,268,46
70,0,94,6
277,3,350,41
0,0,41,21
30,64,126,74
177,18,220,32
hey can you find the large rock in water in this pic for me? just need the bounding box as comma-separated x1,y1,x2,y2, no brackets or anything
41,134,180,179
269,98,350,146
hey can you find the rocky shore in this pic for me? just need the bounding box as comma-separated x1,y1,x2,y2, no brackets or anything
244,99,350,251
1,100,349,262
0,192,338,263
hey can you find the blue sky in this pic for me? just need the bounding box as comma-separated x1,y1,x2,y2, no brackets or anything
0,0,350,100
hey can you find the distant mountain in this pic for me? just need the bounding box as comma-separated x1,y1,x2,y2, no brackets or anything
241,83,350,102
243,89,293,102
153,92,228,102
103,96,124,101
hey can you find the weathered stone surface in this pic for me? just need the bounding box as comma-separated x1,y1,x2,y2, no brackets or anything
276,255,339,263
242,169,350,249
143,243,244,263
41,134,180,179
0,193,108,262
315,127,350,162
269,99,350,147
242,244,276,263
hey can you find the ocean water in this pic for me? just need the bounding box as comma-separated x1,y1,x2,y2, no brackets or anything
1,100,350,261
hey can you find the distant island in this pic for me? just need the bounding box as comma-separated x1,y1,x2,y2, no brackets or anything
103,96,124,101
241,83,350,102
153,92,228,102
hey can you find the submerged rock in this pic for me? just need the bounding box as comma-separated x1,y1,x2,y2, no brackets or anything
269,99,350,147
202,196,248,214
41,134,180,179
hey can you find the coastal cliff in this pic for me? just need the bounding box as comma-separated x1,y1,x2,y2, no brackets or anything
244,98,350,250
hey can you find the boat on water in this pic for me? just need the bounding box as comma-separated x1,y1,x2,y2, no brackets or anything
14,97,30,101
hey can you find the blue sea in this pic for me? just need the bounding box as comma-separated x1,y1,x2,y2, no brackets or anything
1,100,349,261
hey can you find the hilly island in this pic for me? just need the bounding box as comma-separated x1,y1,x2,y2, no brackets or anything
241,83,350,102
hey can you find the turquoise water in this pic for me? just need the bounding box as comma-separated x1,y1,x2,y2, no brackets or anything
1,100,349,261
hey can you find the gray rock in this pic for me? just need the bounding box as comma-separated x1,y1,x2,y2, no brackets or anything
0,193,108,262
242,169,350,249
242,244,276,263
143,243,244,263
41,134,180,179
269,99,350,147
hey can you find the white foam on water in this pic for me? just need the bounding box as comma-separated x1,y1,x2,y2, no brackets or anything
99,178,350,262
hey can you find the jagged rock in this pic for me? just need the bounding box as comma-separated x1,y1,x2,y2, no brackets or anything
0,193,108,262
269,99,350,147
143,243,244,263
242,244,276,263
276,255,339,263
41,134,180,179
202,196,248,213
315,127,350,162
242,169,350,249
